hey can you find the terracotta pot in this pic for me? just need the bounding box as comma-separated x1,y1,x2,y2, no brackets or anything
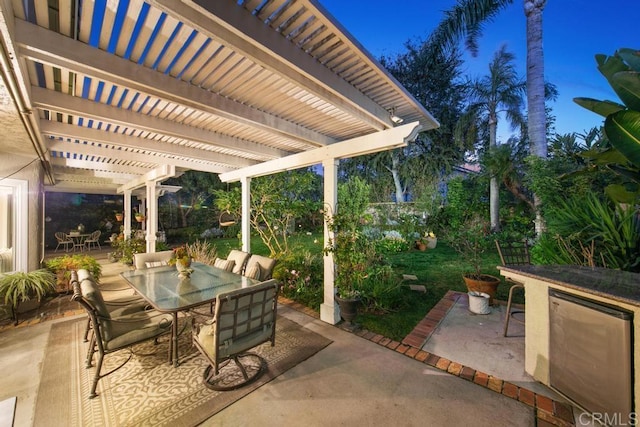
416,242,427,251
115,213,123,221
462,274,500,305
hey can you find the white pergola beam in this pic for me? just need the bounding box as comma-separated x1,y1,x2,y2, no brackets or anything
15,19,334,148
220,122,423,182
155,0,391,131
46,138,233,174
33,88,284,161
118,165,176,193
41,121,256,168
50,157,149,175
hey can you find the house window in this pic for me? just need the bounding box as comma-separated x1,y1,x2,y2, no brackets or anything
0,179,27,273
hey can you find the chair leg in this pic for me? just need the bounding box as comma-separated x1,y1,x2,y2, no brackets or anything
503,283,524,337
86,334,96,368
90,351,104,399
83,317,92,342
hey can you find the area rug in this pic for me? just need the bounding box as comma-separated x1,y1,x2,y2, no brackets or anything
34,316,332,426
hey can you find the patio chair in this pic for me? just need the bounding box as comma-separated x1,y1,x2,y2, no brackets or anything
54,232,73,252
71,271,172,399
495,239,531,337
133,250,173,270
226,249,250,275
243,254,277,281
77,269,149,342
84,230,102,251
192,279,279,390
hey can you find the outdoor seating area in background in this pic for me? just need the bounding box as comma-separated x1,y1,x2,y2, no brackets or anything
55,230,103,252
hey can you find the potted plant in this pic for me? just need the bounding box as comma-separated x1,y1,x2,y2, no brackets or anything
45,254,102,292
444,214,500,304
416,231,437,251
0,269,56,324
324,177,373,326
168,245,193,278
115,211,124,222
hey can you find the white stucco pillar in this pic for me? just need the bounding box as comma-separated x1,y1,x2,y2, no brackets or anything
123,190,132,240
240,176,251,252
320,159,340,325
145,182,158,253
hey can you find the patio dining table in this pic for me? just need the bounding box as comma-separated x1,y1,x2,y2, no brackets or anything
121,262,260,366
67,232,91,252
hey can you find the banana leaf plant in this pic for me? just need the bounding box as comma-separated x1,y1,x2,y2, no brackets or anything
574,48,640,203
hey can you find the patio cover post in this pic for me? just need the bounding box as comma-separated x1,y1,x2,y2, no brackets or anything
240,176,251,252
320,159,340,325
145,182,158,253
123,190,132,240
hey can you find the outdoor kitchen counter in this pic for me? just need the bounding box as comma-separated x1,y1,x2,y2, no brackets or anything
497,264,640,414
497,264,640,307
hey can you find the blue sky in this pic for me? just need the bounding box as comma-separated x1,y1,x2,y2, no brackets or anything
320,0,639,142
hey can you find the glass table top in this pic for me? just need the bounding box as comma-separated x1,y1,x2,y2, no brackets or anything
121,262,260,311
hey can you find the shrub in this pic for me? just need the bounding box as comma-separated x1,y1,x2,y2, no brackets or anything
272,249,323,310
45,254,102,290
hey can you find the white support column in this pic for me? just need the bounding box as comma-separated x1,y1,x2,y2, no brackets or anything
320,159,340,325
240,176,251,252
124,190,132,240
145,182,158,253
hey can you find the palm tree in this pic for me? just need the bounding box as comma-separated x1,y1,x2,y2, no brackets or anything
427,0,548,235
463,45,525,231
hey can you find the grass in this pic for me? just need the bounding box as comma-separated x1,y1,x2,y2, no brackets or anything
192,233,518,341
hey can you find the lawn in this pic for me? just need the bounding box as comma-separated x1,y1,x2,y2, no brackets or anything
207,233,515,341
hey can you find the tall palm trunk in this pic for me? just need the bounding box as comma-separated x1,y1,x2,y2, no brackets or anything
489,112,500,232
525,0,547,236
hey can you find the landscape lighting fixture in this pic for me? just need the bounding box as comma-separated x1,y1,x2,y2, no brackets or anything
388,107,404,124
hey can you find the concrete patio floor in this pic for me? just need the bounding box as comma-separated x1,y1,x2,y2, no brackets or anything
0,251,581,426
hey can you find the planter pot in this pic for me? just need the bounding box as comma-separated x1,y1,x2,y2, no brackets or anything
335,294,360,325
176,259,193,278
416,242,427,251
115,213,124,222
468,291,491,314
135,215,145,223
462,274,500,305
425,237,437,249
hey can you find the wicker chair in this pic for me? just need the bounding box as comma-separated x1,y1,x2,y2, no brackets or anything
54,232,73,252
71,271,172,399
192,279,279,390
495,239,531,337
84,230,102,251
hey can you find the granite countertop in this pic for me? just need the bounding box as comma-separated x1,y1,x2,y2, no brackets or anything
498,264,640,306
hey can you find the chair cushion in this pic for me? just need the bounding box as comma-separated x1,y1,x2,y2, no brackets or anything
244,263,261,280
80,278,110,319
145,260,168,268
227,250,250,274
244,255,276,281
103,310,172,350
214,258,235,272
133,250,174,270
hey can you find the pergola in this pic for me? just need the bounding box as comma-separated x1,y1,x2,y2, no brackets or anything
0,0,438,324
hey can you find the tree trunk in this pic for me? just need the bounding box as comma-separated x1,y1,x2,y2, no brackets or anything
525,0,547,236
489,112,500,232
390,150,405,202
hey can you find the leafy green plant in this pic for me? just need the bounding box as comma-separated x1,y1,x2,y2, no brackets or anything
443,214,492,278
273,249,324,310
109,234,145,265
0,269,56,312
324,176,374,299
532,193,640,272
45,254,102,289
574,48,640,203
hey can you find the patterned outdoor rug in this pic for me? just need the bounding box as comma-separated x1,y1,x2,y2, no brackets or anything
34,315,331,426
